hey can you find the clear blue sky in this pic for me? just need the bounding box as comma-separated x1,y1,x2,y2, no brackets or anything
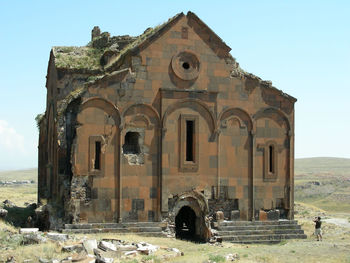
0,1,349,170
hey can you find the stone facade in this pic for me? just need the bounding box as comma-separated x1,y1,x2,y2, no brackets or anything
38,12,296,236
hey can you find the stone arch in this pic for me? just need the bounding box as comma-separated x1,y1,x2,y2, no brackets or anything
217,108,252,220
80,97,121,125
218,107,253,132
172,191,209,242
253,107,292,217
73,97,122,223
121,103,161,221
253,107,290,133
162,99,216,134
122,103,160,129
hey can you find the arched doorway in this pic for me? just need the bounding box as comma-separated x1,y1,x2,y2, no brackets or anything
171,191,210,242
175,206,197,240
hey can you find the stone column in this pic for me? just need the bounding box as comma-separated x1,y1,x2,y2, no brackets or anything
118,125,123,223
288,130,294,220
216,130,221,199
157,127,163,221
250,129,256,221
161,128,168,214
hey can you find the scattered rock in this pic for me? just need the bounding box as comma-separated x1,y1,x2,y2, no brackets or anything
94,248,115,263
124,250,137,257
98,240,117,251
69,252,91,262
19,228,39,234
2,199,15,208
81,255,98,263
6,256,16,263
83,239,98,255
136,242,159,255
38,258,50,263
116,244,137,251
170,247,182,256
47,232,69,242
225,253,240,261
0,208,8,218
22,233,47,245
62,244,84,253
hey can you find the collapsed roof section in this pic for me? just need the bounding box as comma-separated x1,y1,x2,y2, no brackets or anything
50,11,296,103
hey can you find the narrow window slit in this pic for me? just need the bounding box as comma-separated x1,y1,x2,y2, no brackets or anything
269,145,274,173
94,141,101,170
186,120,194,162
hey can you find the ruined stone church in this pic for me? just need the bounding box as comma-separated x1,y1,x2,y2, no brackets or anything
38,12,297,238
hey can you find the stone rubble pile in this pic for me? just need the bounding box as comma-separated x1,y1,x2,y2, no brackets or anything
2,228,184,263
0,208,8,218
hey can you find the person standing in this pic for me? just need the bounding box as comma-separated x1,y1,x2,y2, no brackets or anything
313,216,322,241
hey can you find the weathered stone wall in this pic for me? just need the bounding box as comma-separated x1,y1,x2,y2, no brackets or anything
39,12,296,225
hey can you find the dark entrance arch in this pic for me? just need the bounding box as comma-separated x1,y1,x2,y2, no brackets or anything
175,206,197,241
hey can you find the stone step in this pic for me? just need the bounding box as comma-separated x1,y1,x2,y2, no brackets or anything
64,222,166,230
218,224,301,231
226,240,284,244
217,229,305,236
220,233,307,242
219,220,298,227
62,227,165,235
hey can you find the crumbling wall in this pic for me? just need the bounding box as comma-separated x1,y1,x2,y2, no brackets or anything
67,175,93,223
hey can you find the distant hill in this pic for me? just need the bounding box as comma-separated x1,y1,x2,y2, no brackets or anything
295,157,350,176
294,158,350,213
0,168,37,182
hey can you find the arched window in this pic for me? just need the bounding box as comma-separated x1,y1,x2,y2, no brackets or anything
123,132,141,154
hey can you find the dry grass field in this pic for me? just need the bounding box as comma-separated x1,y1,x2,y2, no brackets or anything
0,159,350,262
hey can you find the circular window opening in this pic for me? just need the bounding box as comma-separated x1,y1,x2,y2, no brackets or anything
182,62,190,70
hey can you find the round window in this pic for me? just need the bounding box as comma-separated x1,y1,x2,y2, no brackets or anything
171,51,200,81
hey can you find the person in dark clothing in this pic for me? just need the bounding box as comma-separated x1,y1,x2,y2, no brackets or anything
313,216,322,241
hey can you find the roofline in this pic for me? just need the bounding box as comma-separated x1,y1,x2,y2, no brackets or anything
186,11,231,58
105,12,185,72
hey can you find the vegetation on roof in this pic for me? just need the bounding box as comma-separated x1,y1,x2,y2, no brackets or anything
106,13,183,70
35,113,45,130
52,13,183,73
53,46,105,71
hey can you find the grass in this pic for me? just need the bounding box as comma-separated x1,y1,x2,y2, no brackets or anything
208,254,226,262
54,46,105,71
0,184,37,206
0,168,37,181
